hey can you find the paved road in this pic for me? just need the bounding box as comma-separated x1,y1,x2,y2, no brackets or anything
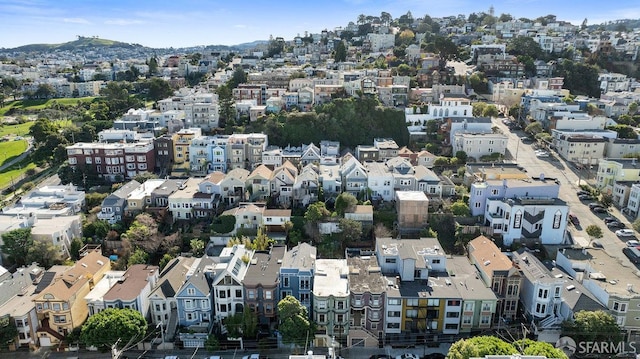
494,117,634,265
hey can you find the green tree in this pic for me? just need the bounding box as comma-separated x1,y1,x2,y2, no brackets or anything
482,104,499,118
304,202,330,223
144,78,173,102
69,237,84,260
204,335,220,351
468,72,488,93
190,239,205,256
277,296,315,347
451,201,471,216
26,238,61,268
217,84,236,128
338,218,363,243
525,121,543,135
448,336,518,359
128,248,149,266
0,323,17,349
562,310,622,344
1,228,32,266
334,40,347,62
585,224,603,239
80,308,147,350
122,213,163,253
242,305,258,338
335,192,358,216
507,36,544,59
159,253,175,270
455,151,468,163
512,339,568,359
228,68,248,89
606,125,637,139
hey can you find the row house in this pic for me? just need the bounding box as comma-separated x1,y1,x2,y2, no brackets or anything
175,257,216,334
66,141,155,182
100,265,158,318
347,251,386,348
596,158,640,195
514,250,605,342
33,251,110,346
244,247,285,327
172,128,202,168
313,259,350,349
220,168,250,206
212,245,254,328
279,243,316,317
183,102,219,130
606,138,640,160
125,179,166,217
470,178,561,217
270,161,298,206
98,180,141,224
452,132,508,159
168,178,218,221
85,271,126,316
468,236,521,322
293,164,320,208
551,129,615,165
148,257,198,328
376,237,497,344
154,135,174,173
233,84,268,105
0,264,45,349
484,195,568,246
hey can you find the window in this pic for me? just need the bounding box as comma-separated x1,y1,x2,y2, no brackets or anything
337,301,344,310
236,290,242,298
447,300,460,306
387,323,400,329
480,316,491,325
406,299,419,306
283,276,289,287
464,302,474,312
317,300,327,310
53,315,66,323
406,309,418,318
53,303,61,311
427,299,439,306
613,302,628,313
388,311,401,317
462,316,472,325
555,287,561,298
446,312,460,318
187,288,195,296
385,258,396,264
248,290,256,299
481,302,491,311
265,291,272,300
185,300,194,309
318,314,326,323
445,323,458,330
388,298,401,305
300,293,310,302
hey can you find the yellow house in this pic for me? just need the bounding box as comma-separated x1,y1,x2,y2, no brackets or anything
33,251,110,347
171,128,202,166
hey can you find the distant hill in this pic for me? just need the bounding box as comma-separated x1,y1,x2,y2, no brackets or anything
586,18,640,31
8,36,143,52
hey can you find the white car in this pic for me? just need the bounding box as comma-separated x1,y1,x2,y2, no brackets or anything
627,240,640,247
616,229,636,238
242,355,259,359
535,150,549,157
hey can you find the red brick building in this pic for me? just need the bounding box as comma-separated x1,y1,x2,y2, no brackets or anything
66,141,155,182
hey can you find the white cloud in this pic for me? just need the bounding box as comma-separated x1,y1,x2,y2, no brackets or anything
104,19,144,26
234,24,247,28
63,17,90,24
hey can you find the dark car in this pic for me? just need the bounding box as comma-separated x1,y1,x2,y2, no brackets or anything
592,207,608,213
588,202,603,209
623,247,640,264
424,354,446,359
568,214,580,225
578,194,593,200
577,190,591,196
607,221,626,229
370,356,393,359
604,217,619,224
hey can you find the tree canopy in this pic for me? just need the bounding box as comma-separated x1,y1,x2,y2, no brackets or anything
80,308,147,349
1,228,32,266
277,296,315,347
562,310,623,344
448,336,518,359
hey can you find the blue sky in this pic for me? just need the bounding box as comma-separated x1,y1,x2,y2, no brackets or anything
1,0,640,49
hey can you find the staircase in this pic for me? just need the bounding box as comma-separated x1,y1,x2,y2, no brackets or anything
539,315,562,329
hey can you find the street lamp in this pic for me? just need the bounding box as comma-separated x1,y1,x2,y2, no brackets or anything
156,321,165,349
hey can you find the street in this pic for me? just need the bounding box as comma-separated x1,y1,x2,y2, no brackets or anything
494,117,636,266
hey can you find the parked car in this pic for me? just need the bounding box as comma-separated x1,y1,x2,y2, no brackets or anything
396,354,419,359
370,356,393,359
578,194,593,200
623,247,640,264
616,229,636,238
603,217,619,224
588,202,603,209
242,354,260,359
592,206,607,213
568,214,580,225
607,221,625,229
535,150,550,157
591,241,603,248
424,355,446,359
577,190,591,196
627,240,640,247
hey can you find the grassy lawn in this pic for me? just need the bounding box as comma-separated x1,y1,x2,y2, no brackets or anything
0,162,37,190
0,140,28,167
0,97,96,116
0,122,34,137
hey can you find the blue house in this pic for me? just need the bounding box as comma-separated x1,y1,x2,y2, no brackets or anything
278,243,316,317
175,257,217,329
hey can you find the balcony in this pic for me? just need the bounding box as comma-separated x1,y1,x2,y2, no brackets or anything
97,211,115,220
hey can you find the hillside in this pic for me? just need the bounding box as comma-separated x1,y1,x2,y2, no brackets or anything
9,36,142,52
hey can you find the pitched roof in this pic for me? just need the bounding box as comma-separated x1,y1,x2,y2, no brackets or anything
103,264,158,301
243,246,285,287
468,235,514,276
281,243,316,271
179,257,218,296
149,257,198,299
